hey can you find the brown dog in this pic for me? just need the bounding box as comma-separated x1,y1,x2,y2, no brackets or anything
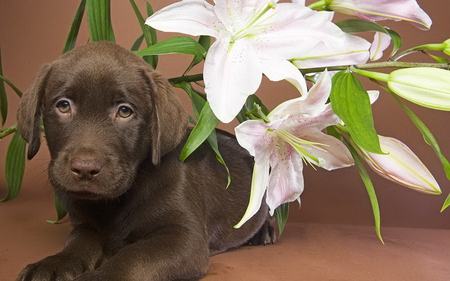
16,41,274,281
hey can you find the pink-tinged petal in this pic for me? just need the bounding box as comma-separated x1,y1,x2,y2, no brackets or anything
292,33,370,68
235,160,270,228
363,136,441,194
328,0,432,30
299,70,332,113
266,145,304,215
260,59,308,94
301,129,354,170
204,32,262,123
235,119,282,164
145,0,220,37
254,3,347,60
268,71,332,120
370,32,391,61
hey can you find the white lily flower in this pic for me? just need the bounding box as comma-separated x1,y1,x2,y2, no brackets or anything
146,0,369,123
234,71,354,227
326,0,432,30
361,136,441,195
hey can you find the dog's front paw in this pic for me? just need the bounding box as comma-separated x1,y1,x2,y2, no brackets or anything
16,254,92,281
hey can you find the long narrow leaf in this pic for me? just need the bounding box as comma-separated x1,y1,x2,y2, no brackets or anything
346,139,384,243
1,133,26,202
441,193,450,212
135,37,206,58
47,192,68,224
0,48,7,126
175,82,230,185
131,34,145,51
180,102,219,162
331,70,382,154
63,0,86,53
394,96,450,180
274,203,289,236
86,0,115,42
0,74,23,98
129,0,158,68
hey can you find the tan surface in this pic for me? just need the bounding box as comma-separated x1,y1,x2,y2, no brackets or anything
1,194,449,280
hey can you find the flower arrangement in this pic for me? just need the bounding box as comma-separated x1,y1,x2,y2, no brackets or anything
1,0,449,242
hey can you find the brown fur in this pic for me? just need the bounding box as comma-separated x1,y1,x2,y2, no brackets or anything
16,41,274,281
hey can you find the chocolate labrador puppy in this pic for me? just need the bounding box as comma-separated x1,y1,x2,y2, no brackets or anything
16,41,274,281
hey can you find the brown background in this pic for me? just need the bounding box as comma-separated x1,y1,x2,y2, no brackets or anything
0,0,449,233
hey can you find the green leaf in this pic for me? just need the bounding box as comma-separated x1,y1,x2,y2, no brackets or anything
0,74,23,98
1,132,26,202
47,192,68,224
385,28,402,58
346,139,384,243
135,37,206,58
330,70,382,154
336,19,402,58
184,36,210,75
131,34,145,51
274,203,289,236
180,102,219,162
441,193,450,212
389,90,450,180
86,0,115,42
175,82,231,185
63,0,86,53
129,0,158,68
0,48,7,126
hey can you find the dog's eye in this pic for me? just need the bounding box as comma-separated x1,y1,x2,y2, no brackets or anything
56,100,71,114
117,106,133,119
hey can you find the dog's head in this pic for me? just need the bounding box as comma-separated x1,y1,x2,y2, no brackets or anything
17,41,188,199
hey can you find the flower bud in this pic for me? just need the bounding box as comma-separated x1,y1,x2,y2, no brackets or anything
362,136,441,195
387,67,450,111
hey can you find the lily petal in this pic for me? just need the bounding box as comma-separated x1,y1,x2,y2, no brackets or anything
292,33,370,68
235,160,271,228
235,119,281,164
370,31,391,61
204,32,262,123
261,59,308,94
327,0,432,30
145,0,220,37
254,3,348,60
266,144,304,214
301,129,354,170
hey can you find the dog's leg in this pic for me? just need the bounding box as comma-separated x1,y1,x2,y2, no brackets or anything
73,225,209,281
16,226,104,281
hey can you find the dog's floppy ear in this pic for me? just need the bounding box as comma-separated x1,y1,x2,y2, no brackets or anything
144,69,188,165
17,63,52,160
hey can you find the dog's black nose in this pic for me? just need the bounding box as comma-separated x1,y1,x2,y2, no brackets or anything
70,157,103,181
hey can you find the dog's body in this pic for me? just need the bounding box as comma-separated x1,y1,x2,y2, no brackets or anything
16,41,274,281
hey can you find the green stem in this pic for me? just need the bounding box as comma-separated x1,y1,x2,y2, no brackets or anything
169,74,204,85
0,124,17,139
390,43,445,62
300,61,450,75
351,68,390,82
